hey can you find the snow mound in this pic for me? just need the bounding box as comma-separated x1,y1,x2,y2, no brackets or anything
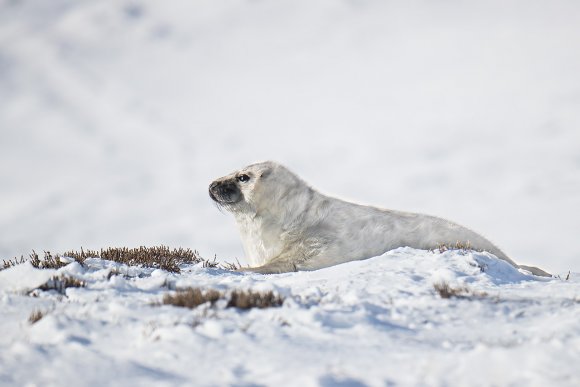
0,262,56,293
1,248,579,386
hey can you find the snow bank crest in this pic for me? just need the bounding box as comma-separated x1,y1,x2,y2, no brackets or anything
0,262,56,292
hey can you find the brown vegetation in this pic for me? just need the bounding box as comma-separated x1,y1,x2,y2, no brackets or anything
221,258,242,271
227,289,284,309
433,281,487,299
162,287,284,310
3,251,69,270
2,246,219,273
162,288,223,309
433,241,481,254
38,275,86,294
28,310,45,324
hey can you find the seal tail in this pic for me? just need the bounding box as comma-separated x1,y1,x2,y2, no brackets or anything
518,264,552,277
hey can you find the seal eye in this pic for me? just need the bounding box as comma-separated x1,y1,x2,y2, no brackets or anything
236,174,250,183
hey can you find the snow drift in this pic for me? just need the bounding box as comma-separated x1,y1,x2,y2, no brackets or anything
1,248,578,386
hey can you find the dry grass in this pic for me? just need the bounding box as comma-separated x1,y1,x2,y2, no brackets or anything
3,255,26,269
434,281,487,299
99,246,201,273
38,275,86,294
162,287,284,310
61,248,100,266
227,289,284,309
433,241,481,254
221,258,242,271
162,288,223,309
3,251,68,270
31,251,70,270
202,256,219,268
554,271,572,281
433,282,470,299
28,310,45,324
2,246,219,273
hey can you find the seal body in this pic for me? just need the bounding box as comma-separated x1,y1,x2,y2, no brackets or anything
209,161,550,276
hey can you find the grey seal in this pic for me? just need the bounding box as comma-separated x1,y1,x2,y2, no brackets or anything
209,161,551,276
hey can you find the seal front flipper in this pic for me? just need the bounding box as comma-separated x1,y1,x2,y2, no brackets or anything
237,261,297,274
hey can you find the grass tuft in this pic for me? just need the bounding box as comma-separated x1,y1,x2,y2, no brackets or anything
202,256,219,268
99,246,202,273
3,255,26,269
3,251,68,270
162,287,284,310
221,258,242,271
61,248,100,266
28,310,45,324
227,289,284,309
1,246,223,274
433,281,487,299
434,281,469,299
162,288,222,309
38,275,86,294
433,241,481,254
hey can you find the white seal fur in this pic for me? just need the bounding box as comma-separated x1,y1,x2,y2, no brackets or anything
209,161,550,276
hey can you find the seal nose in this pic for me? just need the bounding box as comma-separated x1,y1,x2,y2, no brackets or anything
209,180,241,203
209,181,220,201
209,181,219,193
217,182,238,196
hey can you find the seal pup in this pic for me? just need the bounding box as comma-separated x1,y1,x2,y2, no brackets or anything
209,161,551,276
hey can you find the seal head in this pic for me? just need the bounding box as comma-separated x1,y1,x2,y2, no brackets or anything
208,161,279,214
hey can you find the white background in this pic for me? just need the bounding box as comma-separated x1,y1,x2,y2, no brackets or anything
1,0,579,273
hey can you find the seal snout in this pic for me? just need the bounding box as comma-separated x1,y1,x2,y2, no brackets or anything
208,179,242,204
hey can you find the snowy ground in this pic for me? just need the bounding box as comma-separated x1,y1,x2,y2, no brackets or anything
1,249,579,386
1,0,579,274
1,1,580,385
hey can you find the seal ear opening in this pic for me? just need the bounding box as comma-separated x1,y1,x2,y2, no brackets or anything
260,169,272,179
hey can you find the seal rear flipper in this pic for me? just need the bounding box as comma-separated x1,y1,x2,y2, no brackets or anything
518,264,552,277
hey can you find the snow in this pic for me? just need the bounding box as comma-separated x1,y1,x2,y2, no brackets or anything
0,262,56,292
1,0,579,274
1,1,580,384
1,249,579,386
